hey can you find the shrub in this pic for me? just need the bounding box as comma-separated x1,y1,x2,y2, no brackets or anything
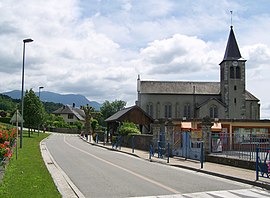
0,117,11,124
119,122,141,136
0,125,16,161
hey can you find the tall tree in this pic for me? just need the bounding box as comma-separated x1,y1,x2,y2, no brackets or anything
81,104,101,141
23,89,46,136
100,100,126,126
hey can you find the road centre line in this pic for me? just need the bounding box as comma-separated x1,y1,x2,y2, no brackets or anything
63,136,180,194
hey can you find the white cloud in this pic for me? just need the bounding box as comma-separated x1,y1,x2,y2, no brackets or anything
0,0,270,118
137,34,220,77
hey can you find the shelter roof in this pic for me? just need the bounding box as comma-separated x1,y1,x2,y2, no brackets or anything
105,105,153,123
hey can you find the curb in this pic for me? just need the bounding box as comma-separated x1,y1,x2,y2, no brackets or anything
41,136,85,198
80,136,270,191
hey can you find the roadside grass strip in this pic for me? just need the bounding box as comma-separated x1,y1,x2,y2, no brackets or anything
0,133,61,198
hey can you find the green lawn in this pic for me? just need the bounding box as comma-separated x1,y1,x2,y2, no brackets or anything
0,133,61,198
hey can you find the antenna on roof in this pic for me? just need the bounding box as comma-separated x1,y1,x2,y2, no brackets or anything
230,10,233,29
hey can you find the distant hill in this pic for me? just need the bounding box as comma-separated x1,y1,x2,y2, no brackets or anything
2,90,101,110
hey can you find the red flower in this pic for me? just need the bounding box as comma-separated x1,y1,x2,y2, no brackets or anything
4,141,9,146
0,133,2,138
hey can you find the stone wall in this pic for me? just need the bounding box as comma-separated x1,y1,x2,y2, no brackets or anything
48,127,81,134
206,155,256,170
121,134,153,151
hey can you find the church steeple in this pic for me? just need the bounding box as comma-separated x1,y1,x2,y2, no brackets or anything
220,26,247,119
223,26,242,60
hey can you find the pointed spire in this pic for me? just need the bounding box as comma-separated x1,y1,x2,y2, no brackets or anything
223,26,242,60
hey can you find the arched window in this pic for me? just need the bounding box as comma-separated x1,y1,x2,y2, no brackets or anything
184,104,191,119
230,66,234,79
156,102,160,118
236,66,241,79
164,103,172,118
210,105,218,118
146,103,153,117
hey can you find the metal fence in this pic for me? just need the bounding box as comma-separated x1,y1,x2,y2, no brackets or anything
210,131,270,161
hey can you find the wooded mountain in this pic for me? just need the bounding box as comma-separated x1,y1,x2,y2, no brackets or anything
2,90,101,110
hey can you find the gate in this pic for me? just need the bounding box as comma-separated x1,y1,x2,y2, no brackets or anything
173,131,203,161
256,147,270,180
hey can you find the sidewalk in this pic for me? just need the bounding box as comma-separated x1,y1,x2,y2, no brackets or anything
82,137,270,191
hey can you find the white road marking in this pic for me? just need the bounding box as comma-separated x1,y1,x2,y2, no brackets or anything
63,136,181,194
130,188,270,198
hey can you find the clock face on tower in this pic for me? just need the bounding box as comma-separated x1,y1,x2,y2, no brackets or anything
232,61,238,66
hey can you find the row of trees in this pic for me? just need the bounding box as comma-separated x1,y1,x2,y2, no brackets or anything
19,89,127,136
0,89,130,137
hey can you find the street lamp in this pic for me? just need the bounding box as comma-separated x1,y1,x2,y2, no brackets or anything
20,38,33,148
38,86,44,136
39,86,44,98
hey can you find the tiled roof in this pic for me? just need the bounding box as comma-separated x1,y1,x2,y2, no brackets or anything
140,81,220,95
245,90,260,101
105,105,153,122
105,106,133,122
139,80,258,101
53,105,85,121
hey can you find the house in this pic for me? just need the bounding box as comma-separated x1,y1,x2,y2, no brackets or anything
137,26,260,120
53,103,85,125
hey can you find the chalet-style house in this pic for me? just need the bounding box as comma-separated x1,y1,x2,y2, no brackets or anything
53,104,85,125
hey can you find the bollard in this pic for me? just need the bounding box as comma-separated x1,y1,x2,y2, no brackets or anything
96,134,99,144
119,136,122,150
256,147,259,180
132,136,135,153
149,144,153,160
167,143,170,163
200,141,204,169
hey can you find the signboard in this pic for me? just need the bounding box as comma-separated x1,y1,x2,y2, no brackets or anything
10,111,24,123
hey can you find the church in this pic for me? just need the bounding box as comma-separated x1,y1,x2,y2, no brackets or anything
136,26,260,120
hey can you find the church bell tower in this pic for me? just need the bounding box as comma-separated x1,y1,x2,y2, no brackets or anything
220,26,246,119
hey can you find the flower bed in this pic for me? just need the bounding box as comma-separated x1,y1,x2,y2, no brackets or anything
0,125,16,167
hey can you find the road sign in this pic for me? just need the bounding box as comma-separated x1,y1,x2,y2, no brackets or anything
10,111,24,123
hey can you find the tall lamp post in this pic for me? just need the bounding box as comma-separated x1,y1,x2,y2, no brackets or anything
38,86,44,136
20,38,34,148
39,86,44,98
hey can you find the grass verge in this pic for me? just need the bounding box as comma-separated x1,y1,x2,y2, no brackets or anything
0,133,61,198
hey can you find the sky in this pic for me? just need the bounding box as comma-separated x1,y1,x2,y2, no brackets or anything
1,0,270,118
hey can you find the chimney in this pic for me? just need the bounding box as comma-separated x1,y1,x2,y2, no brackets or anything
73,103,75,108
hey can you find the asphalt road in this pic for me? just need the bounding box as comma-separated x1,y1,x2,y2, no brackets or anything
45,134,258,198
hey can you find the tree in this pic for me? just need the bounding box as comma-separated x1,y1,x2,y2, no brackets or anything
0,94,18,114
91,119,99,134
100,100,126,126
81,104,101,141
23,89,46,136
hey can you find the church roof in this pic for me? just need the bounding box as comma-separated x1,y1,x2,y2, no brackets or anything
140,81,220,95
245,90,260,101
223,26,242,61
140,80,259,101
